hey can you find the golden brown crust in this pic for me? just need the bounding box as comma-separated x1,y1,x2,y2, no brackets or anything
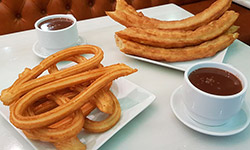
1,45,104,105
106,0,232,30
92,88,115,114
10,64,136,129
115,11,239,48
23,110,84,142
1,45,137,149
115,31,239,62
84,90,121,133
53,136,86,150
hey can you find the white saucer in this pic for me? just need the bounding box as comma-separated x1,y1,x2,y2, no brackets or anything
32,36,87,59
170,85,250,136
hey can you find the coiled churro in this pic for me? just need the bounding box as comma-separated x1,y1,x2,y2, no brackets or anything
1,45,137,150
1,45,103,105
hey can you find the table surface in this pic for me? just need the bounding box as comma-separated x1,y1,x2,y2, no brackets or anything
1,4,250,150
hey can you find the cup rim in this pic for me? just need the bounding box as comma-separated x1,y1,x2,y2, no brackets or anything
34,14,76,32
184,61,248,99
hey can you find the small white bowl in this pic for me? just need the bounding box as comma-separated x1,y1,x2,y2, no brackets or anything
34,14,79,51
182,62,248,126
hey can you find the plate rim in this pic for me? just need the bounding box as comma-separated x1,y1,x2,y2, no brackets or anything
32,36,86,59
170,85,250,136
125,48,228,72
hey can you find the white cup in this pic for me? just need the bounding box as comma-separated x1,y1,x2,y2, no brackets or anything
182,62,248,126
34,14,78,50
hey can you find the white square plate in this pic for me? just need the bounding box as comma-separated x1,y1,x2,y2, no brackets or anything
0,78,156,150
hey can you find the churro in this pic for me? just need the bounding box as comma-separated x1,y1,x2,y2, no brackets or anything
1,45,137,150
1,45,103,105
115,28,239,62
106,0,232,30
108,0,238,62
116,11,239,48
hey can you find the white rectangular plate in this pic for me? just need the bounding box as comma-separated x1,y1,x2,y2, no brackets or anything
233,0,250,9
0,78,156,150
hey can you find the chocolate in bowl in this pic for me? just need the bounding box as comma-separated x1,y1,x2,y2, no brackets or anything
188,67,242,96
38,18,74,31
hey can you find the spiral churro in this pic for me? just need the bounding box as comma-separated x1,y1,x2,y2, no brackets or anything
1,45,103,105
0,45,137,149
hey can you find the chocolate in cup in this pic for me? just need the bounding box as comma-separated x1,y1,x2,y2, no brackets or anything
182,62,248,126
34,14,78,51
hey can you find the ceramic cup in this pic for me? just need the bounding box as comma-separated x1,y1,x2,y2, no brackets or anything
182,62,248,126
34,14,78,51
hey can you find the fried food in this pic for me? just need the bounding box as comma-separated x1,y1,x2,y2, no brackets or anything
53,136,86,150
107,0,238,62
115,27,239,62
1,45,103,105
116,11,239,48
10,64,136,129
84,90,121,133
0,45,137,150
106,0,232,30
92,88,115,114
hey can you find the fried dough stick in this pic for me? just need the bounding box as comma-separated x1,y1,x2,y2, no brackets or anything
106,0,232,30
23,88,87,149
24,91,95,150
84,90,121,133
22,56,95,150
12,64,136,149
10,64,137,129
74,83,114,114
115,26,239,62
116,11,239,48
49,55,114,115
1,45,103,105
2,45,137,149
23,110,86,150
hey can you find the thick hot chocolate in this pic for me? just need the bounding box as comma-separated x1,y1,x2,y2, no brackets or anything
189,67,242,96
39,18,73,31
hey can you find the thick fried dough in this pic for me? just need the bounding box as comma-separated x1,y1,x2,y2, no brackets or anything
106,0,232,30
115,28,239,62
116,11,239,48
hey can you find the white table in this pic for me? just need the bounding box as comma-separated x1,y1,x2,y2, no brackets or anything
1,4,250,150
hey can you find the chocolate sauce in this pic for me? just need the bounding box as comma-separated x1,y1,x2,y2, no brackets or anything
189,67,242,96
39,18,73,31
